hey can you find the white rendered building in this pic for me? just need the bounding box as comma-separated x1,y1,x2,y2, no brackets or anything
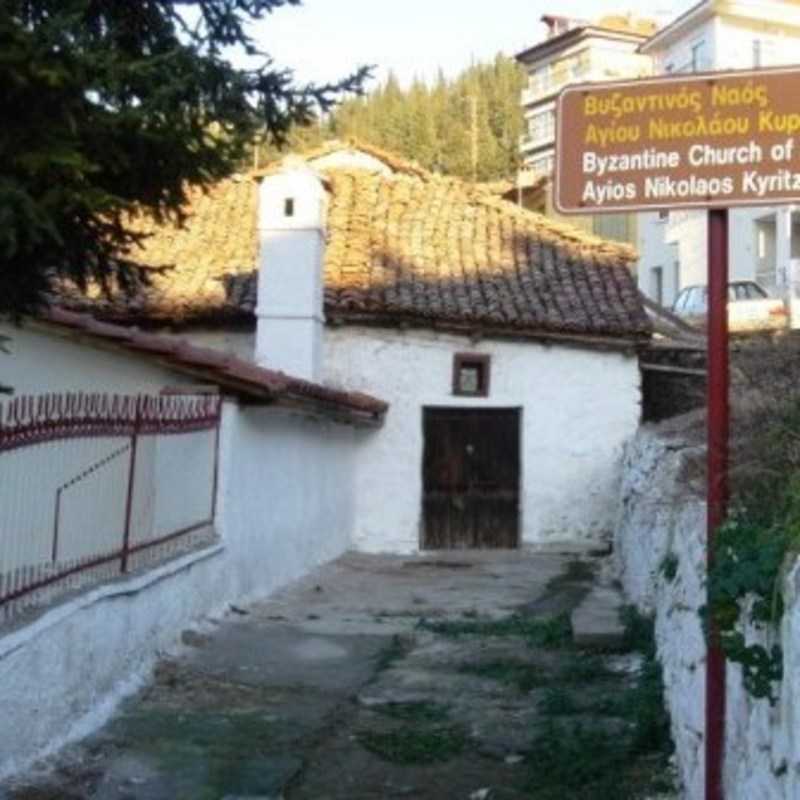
637,0,800,320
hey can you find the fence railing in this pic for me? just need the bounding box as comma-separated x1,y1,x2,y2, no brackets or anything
0,392,221,624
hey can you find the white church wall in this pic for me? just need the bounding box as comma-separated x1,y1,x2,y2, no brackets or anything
325,325,641,553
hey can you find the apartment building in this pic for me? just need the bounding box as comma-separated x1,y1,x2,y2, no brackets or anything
637,0,800,321
515,13,656,242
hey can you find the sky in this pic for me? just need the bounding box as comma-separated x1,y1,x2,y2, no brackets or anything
245,0,698,90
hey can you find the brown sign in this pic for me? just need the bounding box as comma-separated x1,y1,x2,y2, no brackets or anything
555,66,800,214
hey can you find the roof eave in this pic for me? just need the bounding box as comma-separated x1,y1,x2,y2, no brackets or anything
328,312,651,353
30,309,388,428
638,0,712,54
516,26,651,64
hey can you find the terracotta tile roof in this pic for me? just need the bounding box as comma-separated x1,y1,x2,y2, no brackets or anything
39,308,387,425
63,153,651,343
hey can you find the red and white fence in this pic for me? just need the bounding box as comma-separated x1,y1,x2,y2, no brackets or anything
0,393,221,624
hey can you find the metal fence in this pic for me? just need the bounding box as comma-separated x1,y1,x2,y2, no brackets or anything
0,392,221,624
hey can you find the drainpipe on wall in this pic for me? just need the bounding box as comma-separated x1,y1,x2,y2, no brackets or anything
256,164,328,382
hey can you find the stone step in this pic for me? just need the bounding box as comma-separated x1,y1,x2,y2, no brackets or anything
571,585,627,650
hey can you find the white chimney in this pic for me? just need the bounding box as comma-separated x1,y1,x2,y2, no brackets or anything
256,166,327,382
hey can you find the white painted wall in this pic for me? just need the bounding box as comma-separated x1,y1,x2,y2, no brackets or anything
0,324,367,780
638,214,681,306
616,423,800,800
213,402,360,604
637,7,800,305
0,324,180,395
324,326,641,553
0,543,227,782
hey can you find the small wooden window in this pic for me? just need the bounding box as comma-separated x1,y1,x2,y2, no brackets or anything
284,197,295,217
453,353,490,397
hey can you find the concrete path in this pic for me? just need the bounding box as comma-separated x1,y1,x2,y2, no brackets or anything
3,550,676,800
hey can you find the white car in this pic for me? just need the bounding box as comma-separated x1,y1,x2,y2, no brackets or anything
671,280,788,332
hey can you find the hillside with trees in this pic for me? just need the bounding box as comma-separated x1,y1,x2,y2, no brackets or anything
255,55,526,183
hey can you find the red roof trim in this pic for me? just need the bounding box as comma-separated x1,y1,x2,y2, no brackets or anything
40,308,388,424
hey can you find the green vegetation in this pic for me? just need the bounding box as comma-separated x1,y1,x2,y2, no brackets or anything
373,701,450,724
659,552,680,583
707,513,788,702
527,609,674,800
1,1,368,314
459,659,546,692
704,341,800,703
356,725,468,765
256,55,525,183
417,612,572,648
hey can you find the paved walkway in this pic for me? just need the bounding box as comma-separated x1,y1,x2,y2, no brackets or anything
4,551,676,800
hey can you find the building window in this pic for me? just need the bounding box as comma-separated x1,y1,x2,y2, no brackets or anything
527,110,555,143
529,154,554,177
651,266,664,305
753,39,775,68
453,353,491,397
690,40,707,72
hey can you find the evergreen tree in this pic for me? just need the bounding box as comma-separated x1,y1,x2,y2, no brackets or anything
0,0,369,315
328,55,525,183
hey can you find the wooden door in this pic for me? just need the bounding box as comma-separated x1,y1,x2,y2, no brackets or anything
422,408,520,550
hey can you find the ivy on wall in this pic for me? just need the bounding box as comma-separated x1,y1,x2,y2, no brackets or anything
707,513,791,704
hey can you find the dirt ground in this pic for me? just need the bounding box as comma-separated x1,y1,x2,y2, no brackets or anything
2,550,678,800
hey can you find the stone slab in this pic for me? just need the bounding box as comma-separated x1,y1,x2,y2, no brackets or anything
571,585,627,650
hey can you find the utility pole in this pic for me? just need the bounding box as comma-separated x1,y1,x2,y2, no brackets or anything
470,95,478,183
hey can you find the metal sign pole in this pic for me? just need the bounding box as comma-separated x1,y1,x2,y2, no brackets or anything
706,207,730,800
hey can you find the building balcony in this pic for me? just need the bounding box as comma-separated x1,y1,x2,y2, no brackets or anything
521,65,593,107
519,132,555,153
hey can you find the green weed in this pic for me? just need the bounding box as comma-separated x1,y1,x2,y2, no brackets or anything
418,612,572,648
356,725,467,765
373,701,450,723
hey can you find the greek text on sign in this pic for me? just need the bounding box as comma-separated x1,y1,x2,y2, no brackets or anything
555,67,800,214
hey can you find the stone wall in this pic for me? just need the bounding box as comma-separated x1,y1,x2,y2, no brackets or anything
615,421,800,799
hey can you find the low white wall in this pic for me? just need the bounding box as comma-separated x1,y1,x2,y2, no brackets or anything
0,544,227,781
213,402,360,605
0,323,364,779
325,326,641,552
615,423,800,800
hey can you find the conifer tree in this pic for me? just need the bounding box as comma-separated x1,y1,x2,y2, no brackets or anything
328,55,524,183
0,0,368,315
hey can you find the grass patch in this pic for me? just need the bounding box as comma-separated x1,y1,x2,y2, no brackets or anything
373,701,450,723
526,721,632,800
356,725,467,765
559,653,616,684
561,559,597,583
537,687,579,716
525,613,675,799
620,605,657,658
418,612,572,648
459,659,546,692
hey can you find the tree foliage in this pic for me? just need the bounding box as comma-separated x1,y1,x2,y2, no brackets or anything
256,55,525,183
0,0,369,314
332,56,525,181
